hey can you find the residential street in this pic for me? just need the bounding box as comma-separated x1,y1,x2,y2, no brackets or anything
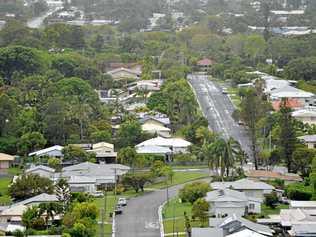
188,74,252,158
116,178,210,237
115,185,179,237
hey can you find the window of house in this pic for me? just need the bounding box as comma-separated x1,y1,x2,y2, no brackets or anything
249,203,255,210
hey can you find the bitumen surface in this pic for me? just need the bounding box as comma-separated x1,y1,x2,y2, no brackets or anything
115,182,204,237
188,74,252,158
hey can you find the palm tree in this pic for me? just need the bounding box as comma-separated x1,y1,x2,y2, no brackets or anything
38,202,62,228
204,137,242,178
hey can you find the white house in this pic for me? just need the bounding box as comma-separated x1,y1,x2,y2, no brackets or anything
211,178,274,199
25,165,55,179
298,135,316,149
0,153,14,170
107,67,141,80
0,205,27,224
136,136,191,154
60,162,130,193
205,189,262,217
292,108,316,125
290,201,316,210
28,145,64,158
203,215,274,237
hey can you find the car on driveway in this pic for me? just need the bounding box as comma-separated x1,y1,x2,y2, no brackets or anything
118,197,127,206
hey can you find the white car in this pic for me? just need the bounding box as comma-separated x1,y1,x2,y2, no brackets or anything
118,197,127,206
91,191,104,198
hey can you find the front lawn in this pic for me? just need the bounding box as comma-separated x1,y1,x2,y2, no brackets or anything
0,177,11,205
162,198,207,235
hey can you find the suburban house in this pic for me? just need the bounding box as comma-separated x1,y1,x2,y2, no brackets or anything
16,193,58,207
25,165,55,179
258,208,316,236
246,170,302,184
211,178,274,199
60,162,130,193
136,136,191,154
128,79,163,92
28,145,64,158
269,86,314,110
106,67,141,80
0,205,27,224
136,145,172,160
290,201,316,210
24,162,130,194
0,223,25,235
139,116,171,137
72,142,117,163
0,153,14,170
192,215,273,237
298,135,316,149
197,58,215,72
292,108,316,125
204,189,262,217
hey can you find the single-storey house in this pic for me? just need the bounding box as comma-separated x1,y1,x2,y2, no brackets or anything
0,153,14,170
28,145,64,158
0,223,25,235
205,189,262,217
298,135,316,149
197,58,215,72
292,109,316,125
202,215,274,237
246,170,302,184
136,136,191,154
16,193,58,207
0,205,27,223
211,178,274,199
72,142,117,163
25,165,55,179
106,67,141,80
290,201,316,210
288,223,316,237
60,162,130,193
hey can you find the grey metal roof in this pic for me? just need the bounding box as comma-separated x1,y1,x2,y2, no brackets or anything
192,228,223,237
220,215,274,236
298,135,316,143
205,189,249,202
25,165,55,173
15,193,58,206
139,116,170,126
211,178,274,191
136,145,171,154
290,224,316,235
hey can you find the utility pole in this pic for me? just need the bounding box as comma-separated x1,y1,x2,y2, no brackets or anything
100,186,107,237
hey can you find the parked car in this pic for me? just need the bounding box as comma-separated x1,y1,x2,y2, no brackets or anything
114,206,123,215
222,88,228,94
91,191,104,198
118,197,127,206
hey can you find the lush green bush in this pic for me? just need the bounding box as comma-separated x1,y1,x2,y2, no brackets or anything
264,192,279,209
179,181,211,204
285,183,312,200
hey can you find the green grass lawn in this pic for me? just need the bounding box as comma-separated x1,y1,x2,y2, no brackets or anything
162,198,205,235
0,168,22,205
262,204,289,216
227,87,241,108
147,172,208,190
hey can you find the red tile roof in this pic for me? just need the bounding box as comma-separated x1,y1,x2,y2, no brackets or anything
246,170,302,182
197,58,215,66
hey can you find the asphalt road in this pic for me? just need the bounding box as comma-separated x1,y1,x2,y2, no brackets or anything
115,178,210,237
188,73,252,157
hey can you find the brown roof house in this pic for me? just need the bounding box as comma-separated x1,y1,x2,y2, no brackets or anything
0,153,14,170
197,58,216,72
246,170,302,185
